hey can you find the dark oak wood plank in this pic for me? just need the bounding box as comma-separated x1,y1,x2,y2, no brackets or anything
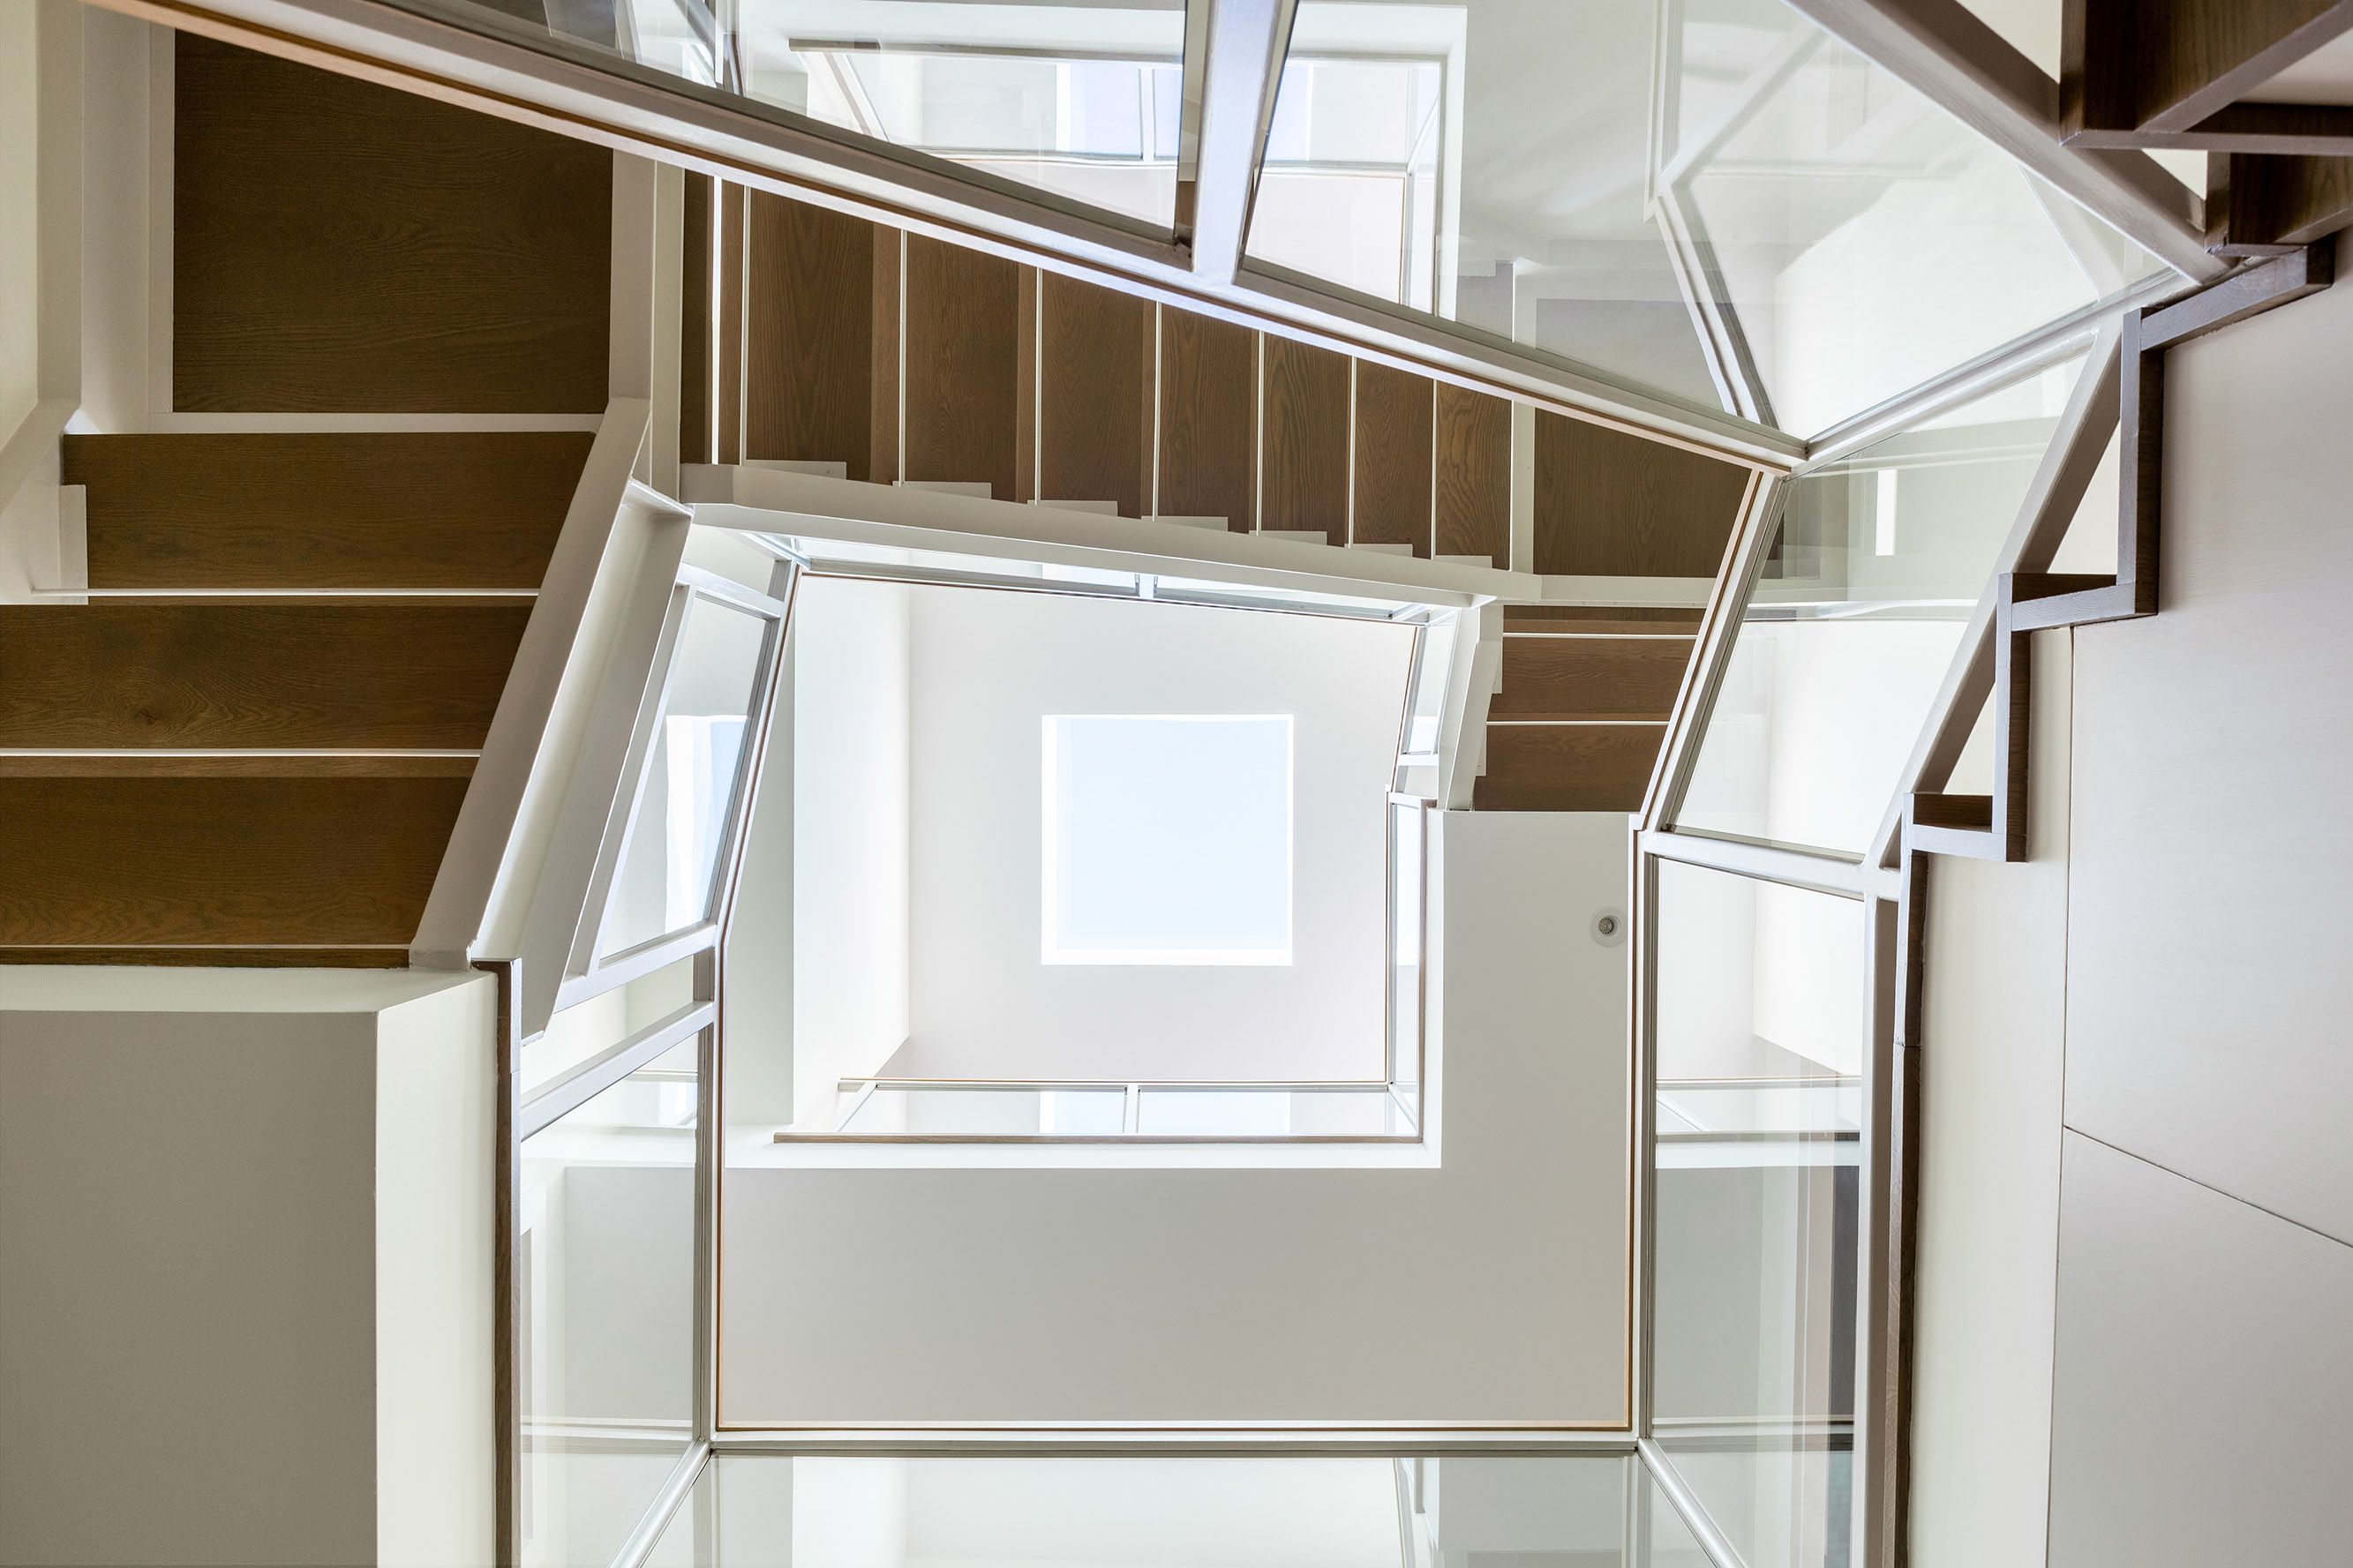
1434,383,1510,565
1038,273,1154,516
746,193,883,479
1531,412,1751,577
64,431,590,589
1157,311,1257,532
1259,337,1349,544
2220,152,2353,246
1473,724,1666,812
1491,636,1695,722
172,35,608,413
0,775,470,945
1352,362,1433,555
2068,0,2353,137
0,604,530,749
718,183,744,464
0,946,409,967
901,234,1022,499
680,172,712,466
871,229,901,484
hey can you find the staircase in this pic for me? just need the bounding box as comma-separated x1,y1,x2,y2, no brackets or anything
1473,605,1703,812
0,36,611,966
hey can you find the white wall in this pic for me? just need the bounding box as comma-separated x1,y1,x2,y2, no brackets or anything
904,586,1412,1084
761,575,913,1129
0,968,496,1568
0,2,38,441
719,810,1630,1424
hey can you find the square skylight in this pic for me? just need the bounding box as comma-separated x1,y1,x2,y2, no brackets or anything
1041,715,1295,965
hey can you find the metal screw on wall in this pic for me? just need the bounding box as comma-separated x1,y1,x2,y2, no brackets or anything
1591,909,1627,948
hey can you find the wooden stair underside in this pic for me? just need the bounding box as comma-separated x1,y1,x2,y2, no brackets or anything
1475,606,1702,812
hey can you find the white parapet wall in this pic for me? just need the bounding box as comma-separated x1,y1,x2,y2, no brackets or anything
0,966,498,1567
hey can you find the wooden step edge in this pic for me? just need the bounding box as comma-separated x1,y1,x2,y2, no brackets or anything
2005,578,2139,633
1911,791,1994,831
73,589,542,606
1485,711,1676,725
1470,778,1646,813
0,945,410,969
1501,627,1698,641
0,753,479,777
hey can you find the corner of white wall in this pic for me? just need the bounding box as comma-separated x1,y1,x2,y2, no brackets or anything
374,971,500,1568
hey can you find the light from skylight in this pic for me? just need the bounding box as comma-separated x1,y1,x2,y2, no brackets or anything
1041,715,1294,966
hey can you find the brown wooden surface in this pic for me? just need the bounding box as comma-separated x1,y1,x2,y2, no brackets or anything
1434,384,1510,565
1156,311,1257,531
1038,274,1155,516
680,172,712,466
901,234,1021,498
1016,267,1038,502
172,35,608,413
2221,152,2353,246
1503,605,1704,634
0,774,470,945
746,193,882,479
65,431,590,589
871,229,901,484
1531,412,1751,576
718,184,745,464
2069,0,2353,135
1473,724,1665,812
0,946,408,967
1491,636,1695,721
0,604,530,749
1259,337,1349,544
1351,362,1433,555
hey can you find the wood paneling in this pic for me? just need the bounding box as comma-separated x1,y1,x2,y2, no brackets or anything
1434,384,1510,564
1491,636,1695,721
171,35,608,413
718,184,744,464
1351,362,1433,555
1156,311,1257,532
2220,150,2353,247
1259,337,1349,544
871,229,901,484
1502,605,1704,635
746,193,884,479
1037,274,1155,516
0,604,530,749
2068,0,2353,136
1472,724,1665,812
0,774,470,945
1531,412,1751,577
680,172,712,466
901,234,1021,498
64,431,590,589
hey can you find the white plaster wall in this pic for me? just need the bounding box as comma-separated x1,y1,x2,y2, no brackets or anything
719,811,1632,1424
0,968,496,1568
0,2,38,440
903,585,1412,1084
783,576,913,1129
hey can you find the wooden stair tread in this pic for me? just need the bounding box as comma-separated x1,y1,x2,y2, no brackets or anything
1492,636,1693,721
0,774,470,946
1912,792,1995,831
1475,723,1663,813
1472,777,1648,813
0,755,476,777
64,431,590,589
0,603,530,750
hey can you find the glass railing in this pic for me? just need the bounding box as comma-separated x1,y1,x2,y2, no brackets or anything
815,1078,1417,1140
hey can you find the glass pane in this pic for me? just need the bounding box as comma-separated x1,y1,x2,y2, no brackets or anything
1673,356,2086,856
1679,32,2165,435
737,2,1189,229
598,593,772,961
1134,1086,1410,1137
519,1038,702,1568
1640,1457,1718,1566
1404,620,1454,755
1650,1441,1853,1568
523,954,698,1099
840,1084,1128,1136
1650,859,1860,1465
1388,799,1424,1099
1246,1,2172,433
1247,3,1725,412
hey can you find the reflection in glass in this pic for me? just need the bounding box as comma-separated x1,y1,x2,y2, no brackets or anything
736,2,1190,229
1650,859,1859,1470
518,1039,701,1568
524,954,698,1099
651,1453,1678,1563
1673,356,2084,856
838,1084,1129,1136
598,593,772,961
1388,799,1424,1100
1245,0,2169,434
1651,1441,1853,1568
